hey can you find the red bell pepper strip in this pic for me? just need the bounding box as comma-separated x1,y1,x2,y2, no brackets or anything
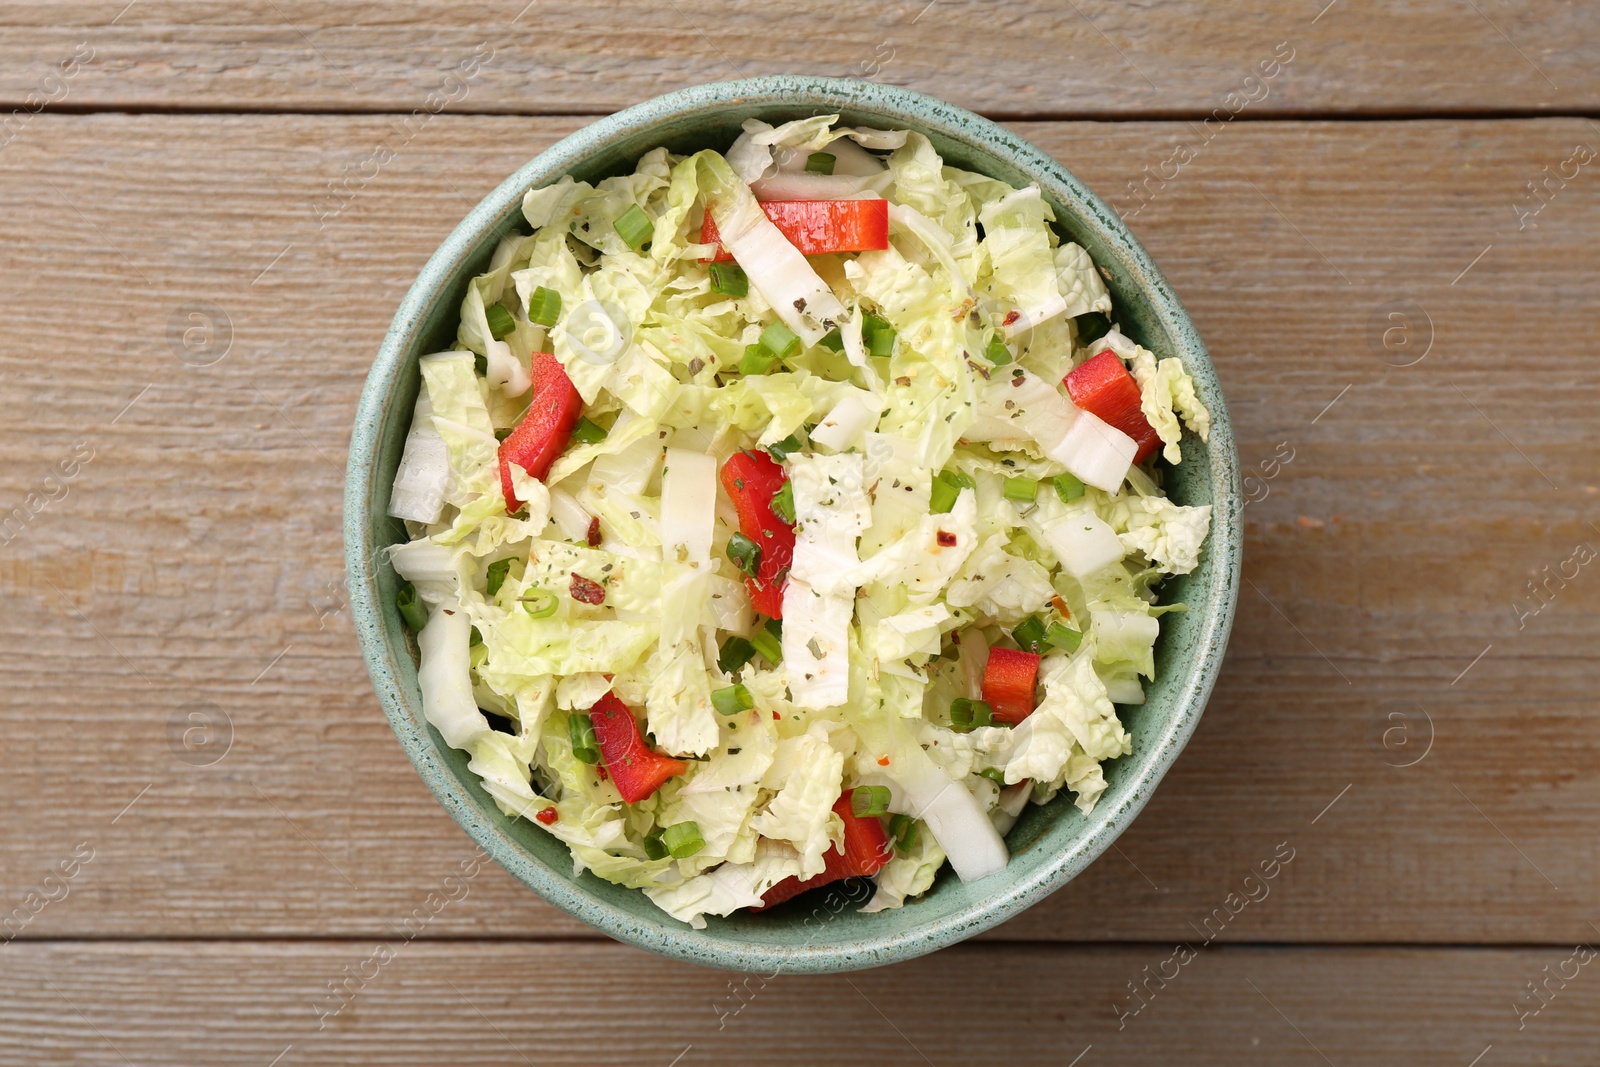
719,449,795,618
498,352,583,510
983,646,1041,725
1064,351,1162,464
757,790,894,909
588,692,688,804
700,199,890,263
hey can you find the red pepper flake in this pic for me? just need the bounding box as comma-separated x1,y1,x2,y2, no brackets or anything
877,755,890,767
936,530,957,547
1052,594,1071,619
595,764,608,782
570,573,606,604
535,807,559,825
586,516,601,547
1002,310,1020,327
772,711,781,720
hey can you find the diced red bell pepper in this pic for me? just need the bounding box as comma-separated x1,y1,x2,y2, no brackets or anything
719,449,795,619
757,790,894,910
1064,351,1162,464
588,692,688,804
983,646,1041,725
700,199,890,263
498,352,583,510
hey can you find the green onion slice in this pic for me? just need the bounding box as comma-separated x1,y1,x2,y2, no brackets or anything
527,286,561,328
712,683,755,716
739,344,777,375
1045,621,1084,654
769,481,795,524
851,785,891,819
750,621,782,664
396,582,428,632
642,831,669,861
984,334,1013,365
662,821,705,859
613,203,653,251
1012,614,1048,653
726,532,762,577
1002,476,1038,503
484,303,516,341
569,713,600,765
485,558,512,597
804,151,837,175
888,813,918,852
718,636,757,675
758,320,801,361
570,415,608,445
519,588,558,618
708,261,749,297
817,328,844,352
1052,472,1085,503
950,697,994,732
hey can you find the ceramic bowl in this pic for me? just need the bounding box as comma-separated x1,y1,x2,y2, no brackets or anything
345,76,1241,973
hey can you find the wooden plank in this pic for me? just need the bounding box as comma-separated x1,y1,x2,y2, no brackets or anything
5,941,1599,1064
0,114,1596,943
0,1,1593,117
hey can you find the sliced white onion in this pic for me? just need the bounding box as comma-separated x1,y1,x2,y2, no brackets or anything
750,172,891,201
713,203,847,346
1040,508,1125,578
387,389,451,524
809,391,879,453
1048,410,1136,492
659,448,716,563
417,601,487,749
547,487,591,542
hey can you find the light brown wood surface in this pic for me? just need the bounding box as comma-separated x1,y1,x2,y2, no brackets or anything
1,5,1598,1060
0,0,1592,116
5,942,1600,1064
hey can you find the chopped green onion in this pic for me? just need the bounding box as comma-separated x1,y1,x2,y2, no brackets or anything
519,588,558,618
1002,476,1038,503
484,303,516,341
1076,311,1112,345
495,427,513,443
977,767,1008,787
929,470,974,515
851,785,891,819
469,625,483,648
642,831,669,861
661,821,705,859
888,813,918,852
766,434,803,461
708,262,749,297
474,352,487,377
863,311,896,357
817,328,844,352
804,151,837,175
1012,614,1048,653
739,344,777,375
613,204,653,251
396,582,428,632
570,415,608,445
726,532,762,577
718,635,757,675
485,558,512,597
1045,621,1084,654
1052,472,1085,503
569,713,600,765
750,620,782,664
769,481,795,524
984,334,1013,366
712,683,754,716
759,321,801,361
950,697,993,732
526,286,561,328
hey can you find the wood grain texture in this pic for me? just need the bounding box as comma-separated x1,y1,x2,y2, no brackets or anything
0,113,1597,946
0,1,1593,117
6,941,1600,1065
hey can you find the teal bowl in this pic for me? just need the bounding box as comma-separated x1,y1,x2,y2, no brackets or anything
345,76,1241,973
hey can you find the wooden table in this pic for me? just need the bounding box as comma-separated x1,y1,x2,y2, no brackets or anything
3,3,1596,1063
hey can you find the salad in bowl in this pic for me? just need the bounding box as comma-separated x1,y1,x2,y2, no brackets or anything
383,114,1212,929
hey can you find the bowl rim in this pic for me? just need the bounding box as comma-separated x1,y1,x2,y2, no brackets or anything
345,74,1241,973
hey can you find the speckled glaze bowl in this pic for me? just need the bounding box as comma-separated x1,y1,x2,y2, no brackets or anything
345,76,1241,973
